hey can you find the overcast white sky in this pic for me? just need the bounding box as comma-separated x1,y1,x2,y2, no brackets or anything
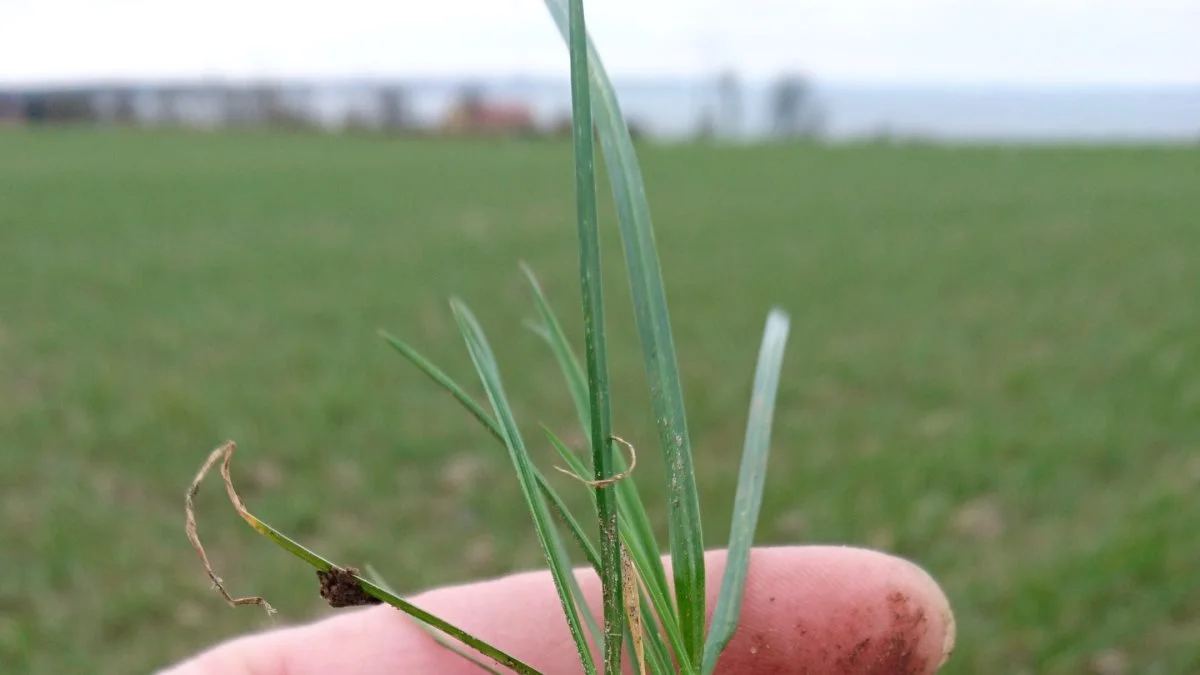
2,0,1198,85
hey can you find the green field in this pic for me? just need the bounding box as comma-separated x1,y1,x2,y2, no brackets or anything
2,129,1197,673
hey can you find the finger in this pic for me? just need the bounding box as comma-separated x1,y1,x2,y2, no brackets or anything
161,545,955,675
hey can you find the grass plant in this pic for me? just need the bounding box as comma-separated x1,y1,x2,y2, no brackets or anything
184,0,789,672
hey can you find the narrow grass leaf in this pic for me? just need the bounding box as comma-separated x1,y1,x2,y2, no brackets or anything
449,298,597,675
521,267,668,605
520,262,589,433
546,500,608,653
547,480,603,574
700,309,791,675
539,431,675,675
378,329,498,438
545,427,691,675
379,328,602,574
525,268,669,671
538,1,707,663
563,0,624,670
187,442,542,675
364,565,506,675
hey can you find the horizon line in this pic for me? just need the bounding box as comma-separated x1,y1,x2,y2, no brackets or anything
2,72,1198,91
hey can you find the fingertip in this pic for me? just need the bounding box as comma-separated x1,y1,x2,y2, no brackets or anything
888,549,957,669
710,545,956,674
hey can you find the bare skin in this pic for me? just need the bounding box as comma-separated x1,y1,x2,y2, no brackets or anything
161,545,956,675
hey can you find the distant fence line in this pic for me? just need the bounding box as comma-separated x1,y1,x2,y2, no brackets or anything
0,74,827,142
2,83,418,131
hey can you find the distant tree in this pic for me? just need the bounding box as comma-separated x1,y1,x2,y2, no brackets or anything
458,84,485,120
239,83,313,130
256,84,285,127
378,85,414,133
549,113,573,139
692,107,717,141
768,73,826,140
159,86,188,126
715,68,742,139
29,90,100,124
221,86,263,128
111,88,138,125
342,104,376,134
626,117,647,141
440,83,491,135
194,82,227,128
78,91,105,124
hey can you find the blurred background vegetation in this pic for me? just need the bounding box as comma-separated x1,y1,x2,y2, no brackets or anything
2,130,1197,673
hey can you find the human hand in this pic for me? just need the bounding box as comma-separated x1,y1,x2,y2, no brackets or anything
160,546,955,674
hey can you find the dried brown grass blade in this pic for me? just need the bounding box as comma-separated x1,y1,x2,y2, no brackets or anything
622,542,645,674
553,435,638,488
185,440,277,616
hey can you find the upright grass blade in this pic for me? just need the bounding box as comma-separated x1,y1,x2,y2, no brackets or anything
546,496,608,654
449,299,597,675
521,265,668,618
545,428,690,675
525,260,679,674
563,0,624,669
523,262,683,675
538,1,707,664
700,309,791,675
378,329,601,571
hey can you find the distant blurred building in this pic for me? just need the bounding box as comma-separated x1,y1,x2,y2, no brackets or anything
549,113,647,141
439,87,536,137
0,92,23,124
19,89,104,124
767,73,826,140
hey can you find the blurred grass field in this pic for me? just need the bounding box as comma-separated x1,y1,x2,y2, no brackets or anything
1,129,1197,673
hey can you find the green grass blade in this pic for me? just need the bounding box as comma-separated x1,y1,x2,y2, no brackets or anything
544,427,692,675
641,619,672,675
532,480,606,659
378,328,602,573
364,564,506,675
523,265,684,646
521,267,668,605
258,524,539,673
538,0,706,663
620,524,696,675
449,298,597,675
545,500,608,654
546,478,603,574
378,329,500,438
194,454,541,674
700,309,791,675
563,0,624,670
541,424,660,591
379,326,601,656
520,262,590,434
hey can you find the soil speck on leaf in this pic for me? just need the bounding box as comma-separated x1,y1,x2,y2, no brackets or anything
317,567,382,608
